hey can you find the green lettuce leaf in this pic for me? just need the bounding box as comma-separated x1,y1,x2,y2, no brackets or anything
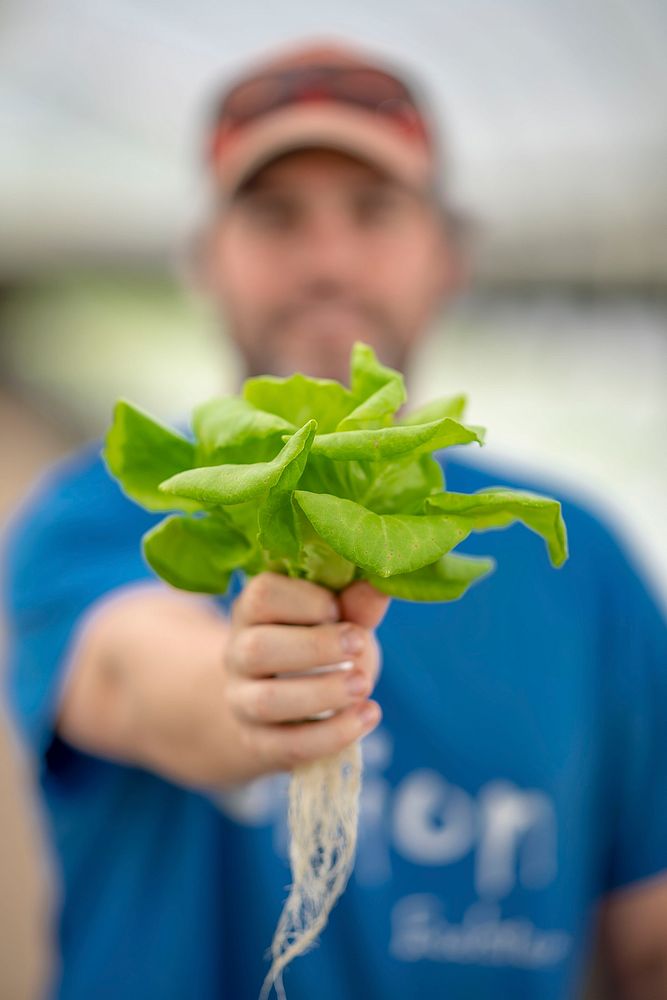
194,396,295,453
400,394,467,425
354,453,445,513
258,423,317,568
368,553,496,601
243,374,356,432
142,514,252,593
425,487,568,567
337,342,407,430
159,420,316,506
309,417,485,461
103,400,198,512
293,490,469,577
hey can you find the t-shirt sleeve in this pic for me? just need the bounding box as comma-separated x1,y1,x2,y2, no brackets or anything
593,514,667,893
2,444,164,766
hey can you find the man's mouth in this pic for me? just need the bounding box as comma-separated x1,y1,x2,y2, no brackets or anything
274,301,379,342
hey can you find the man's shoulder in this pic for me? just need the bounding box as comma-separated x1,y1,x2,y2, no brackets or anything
444,449,618,544
3,441,154,603
443,450,665,616
6,440,131,539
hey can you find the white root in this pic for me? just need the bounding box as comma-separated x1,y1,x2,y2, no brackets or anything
258,740,362,1000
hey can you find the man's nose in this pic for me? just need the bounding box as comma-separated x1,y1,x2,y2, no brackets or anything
294,210,363,284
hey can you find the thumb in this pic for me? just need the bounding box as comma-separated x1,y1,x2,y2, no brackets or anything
338,579,391,631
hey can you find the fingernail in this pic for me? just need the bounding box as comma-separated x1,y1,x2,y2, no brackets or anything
307,709,336,721
300,661,353,676
346,671,367,695
341,626,364,656
359,702,381,729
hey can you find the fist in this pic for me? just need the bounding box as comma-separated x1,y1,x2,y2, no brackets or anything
224,572,390,772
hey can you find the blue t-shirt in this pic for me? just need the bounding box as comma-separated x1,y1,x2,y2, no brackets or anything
3,442,667,1000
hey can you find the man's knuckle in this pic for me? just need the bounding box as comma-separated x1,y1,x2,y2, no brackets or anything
224,679,242,717
245,573,276,614
283,731,310,768
251,682,275,722
303,628,327,663
236,627,263,667
237,720,257,762
224,634,240,671
336,713,360,752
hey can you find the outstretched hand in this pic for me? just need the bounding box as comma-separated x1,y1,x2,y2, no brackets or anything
224,573,389,776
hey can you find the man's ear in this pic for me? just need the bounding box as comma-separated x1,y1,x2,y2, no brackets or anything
177,225,216,299
440,238,469,298
176,214,231,302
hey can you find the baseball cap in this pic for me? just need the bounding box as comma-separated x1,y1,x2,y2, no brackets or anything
205,41,443,200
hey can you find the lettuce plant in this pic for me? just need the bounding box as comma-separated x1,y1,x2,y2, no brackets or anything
105,342,566,599
104,342,567,999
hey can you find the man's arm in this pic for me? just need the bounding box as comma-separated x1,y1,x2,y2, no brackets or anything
598,875,667,999
57,574,386,790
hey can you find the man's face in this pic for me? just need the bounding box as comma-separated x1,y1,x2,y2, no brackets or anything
200,148,462,381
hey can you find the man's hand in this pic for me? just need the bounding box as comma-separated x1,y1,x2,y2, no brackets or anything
57,573,388,791
224,573,388,775
598,875,667,1000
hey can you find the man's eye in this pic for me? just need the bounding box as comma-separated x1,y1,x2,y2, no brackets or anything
355,191,402,225
247,198,299,229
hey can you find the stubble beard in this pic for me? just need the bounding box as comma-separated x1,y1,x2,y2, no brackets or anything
232,306,412,383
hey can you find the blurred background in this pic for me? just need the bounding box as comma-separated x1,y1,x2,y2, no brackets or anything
1,1,666,996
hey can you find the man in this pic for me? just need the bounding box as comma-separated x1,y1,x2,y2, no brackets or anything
4,41,667,1000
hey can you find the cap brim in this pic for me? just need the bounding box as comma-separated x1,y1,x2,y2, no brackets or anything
214,103,434,196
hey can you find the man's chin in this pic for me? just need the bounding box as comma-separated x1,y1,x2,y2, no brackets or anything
266,330,387,382
274,353,348,383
